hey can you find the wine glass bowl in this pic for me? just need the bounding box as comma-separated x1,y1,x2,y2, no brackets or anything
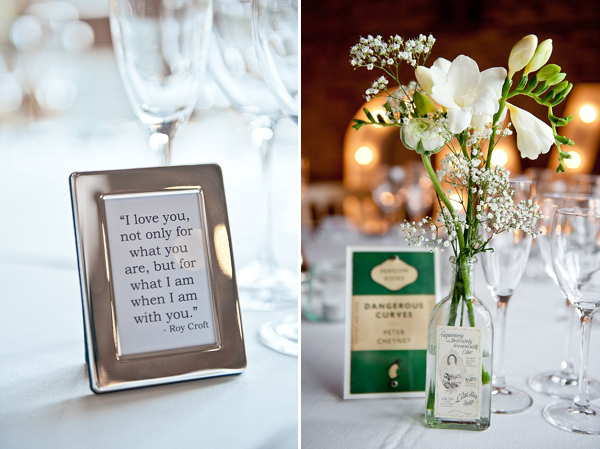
110,0,212,165
210,0,281,120
252,0,298,122
543,208,600,434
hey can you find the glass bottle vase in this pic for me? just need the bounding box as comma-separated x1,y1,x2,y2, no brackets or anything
424,257,494,430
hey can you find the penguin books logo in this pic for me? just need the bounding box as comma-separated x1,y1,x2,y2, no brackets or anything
370,257,418,291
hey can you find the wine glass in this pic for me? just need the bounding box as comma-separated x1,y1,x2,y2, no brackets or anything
481,179,534,413
252,0,298,356
252,0,298,122
210,0,297,311
544,207,600,434
529,193,600,400
370,165,405,231
110,0,212,165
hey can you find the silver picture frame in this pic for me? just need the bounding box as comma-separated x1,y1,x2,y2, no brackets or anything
70,164,246,393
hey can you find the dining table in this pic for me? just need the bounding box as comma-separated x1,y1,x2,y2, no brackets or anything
301,223,600,448
0,47,298,449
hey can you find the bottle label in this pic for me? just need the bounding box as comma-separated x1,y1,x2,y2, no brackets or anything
434,325,482,420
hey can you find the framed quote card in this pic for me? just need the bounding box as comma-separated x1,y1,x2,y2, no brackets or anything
70,164,246,393
343,247,440,399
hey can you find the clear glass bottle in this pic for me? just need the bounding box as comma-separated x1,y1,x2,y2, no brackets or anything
424,257,493,430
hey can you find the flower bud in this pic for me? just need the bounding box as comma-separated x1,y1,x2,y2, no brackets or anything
415,66,433,95
537,64,561,81
508,34,538,79
524,39,552,75
400,118,445,155
546,72,566,86
413,91,437,116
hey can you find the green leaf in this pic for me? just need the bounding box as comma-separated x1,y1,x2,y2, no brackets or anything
363,107,375,122
556,163,565,173
352,119,367,130
377,114,386,124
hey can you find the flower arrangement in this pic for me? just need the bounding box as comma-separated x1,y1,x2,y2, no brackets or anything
349,34,573,324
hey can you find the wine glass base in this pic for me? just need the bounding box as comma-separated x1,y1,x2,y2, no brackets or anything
237,260,297,311
258,316,298,357
529,370,600,400
491,386,533,414
543,402,600,435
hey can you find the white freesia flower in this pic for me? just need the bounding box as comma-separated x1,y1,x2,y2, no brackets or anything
430,55,506,134
414,58,451,95
506,103,554,159
401,118,446,154
470,105,508,131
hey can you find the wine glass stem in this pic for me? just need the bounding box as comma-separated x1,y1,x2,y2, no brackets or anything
561,297,576,376
574,308,597,409
492,294,511,389
149,132,173,166
257,126,276,269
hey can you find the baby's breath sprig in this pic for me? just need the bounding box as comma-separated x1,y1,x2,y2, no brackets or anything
350,34,435,72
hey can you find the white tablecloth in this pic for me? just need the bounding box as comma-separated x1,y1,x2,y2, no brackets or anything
301,229,600,448
0,49,298,449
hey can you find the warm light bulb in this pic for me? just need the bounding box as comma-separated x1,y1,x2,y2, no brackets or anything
579,105,597,124
564,150,582,169
490,148,508,166
379,191,395,206
355,146,373,165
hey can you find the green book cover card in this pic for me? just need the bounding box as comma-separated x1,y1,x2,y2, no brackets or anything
344,247,440,399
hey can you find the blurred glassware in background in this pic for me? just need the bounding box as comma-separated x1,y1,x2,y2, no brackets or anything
370,165,405,230
252,0,298,356
528,193,600,400
252,0,297,123
209,0,296,311
524,170,600,280
399,160,434,222
303,260,346,322
110,0,212,165
0,1,94,120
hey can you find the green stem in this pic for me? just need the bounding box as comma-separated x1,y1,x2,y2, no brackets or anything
421,153,465,251
460,257,476,327
486,77,512,170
